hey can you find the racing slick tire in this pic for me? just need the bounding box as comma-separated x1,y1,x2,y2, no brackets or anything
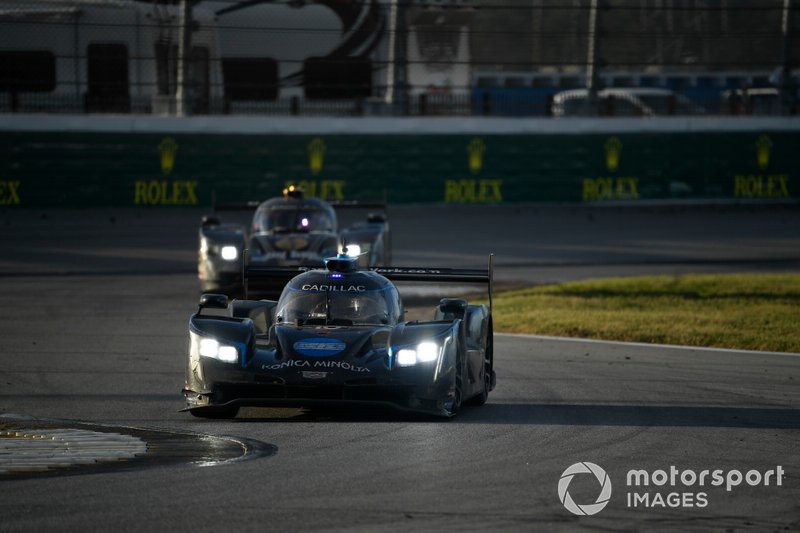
467,320,493,407
468,368,490,407
443,329,466,417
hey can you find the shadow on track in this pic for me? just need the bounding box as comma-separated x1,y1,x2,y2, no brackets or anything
229,406,439,423
453,403,800,428
221,403,800,428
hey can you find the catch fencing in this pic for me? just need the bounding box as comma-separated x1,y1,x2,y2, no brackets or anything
0,0,798,117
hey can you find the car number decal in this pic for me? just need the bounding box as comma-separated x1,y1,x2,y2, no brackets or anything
301,371,328,379
293,337,346,357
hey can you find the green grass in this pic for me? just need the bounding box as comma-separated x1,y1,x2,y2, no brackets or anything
490,273,800,353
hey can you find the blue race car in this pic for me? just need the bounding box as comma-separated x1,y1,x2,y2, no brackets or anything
183,253,495,418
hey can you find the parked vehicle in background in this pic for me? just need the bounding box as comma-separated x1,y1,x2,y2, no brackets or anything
720,88,795,116
470,70,793,117
550,88,707,117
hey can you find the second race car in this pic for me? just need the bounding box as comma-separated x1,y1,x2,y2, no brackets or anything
198,185,390,297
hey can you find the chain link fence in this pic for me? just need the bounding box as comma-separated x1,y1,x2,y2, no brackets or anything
0,0,797,117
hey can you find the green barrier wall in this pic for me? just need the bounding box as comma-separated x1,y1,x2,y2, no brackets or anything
0,130,796,206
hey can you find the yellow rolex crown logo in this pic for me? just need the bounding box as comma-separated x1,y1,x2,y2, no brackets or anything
308,138,326,175
467,138,485,175
158,137,178,176
605,137,622,172
756,134,773,170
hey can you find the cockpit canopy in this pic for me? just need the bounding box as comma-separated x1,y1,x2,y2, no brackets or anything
276,270,402,326
252,198,337,235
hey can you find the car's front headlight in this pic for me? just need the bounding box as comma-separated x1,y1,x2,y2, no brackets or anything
339,244,361,258
220,245,238,261
396,341,443,367
198,338,239,363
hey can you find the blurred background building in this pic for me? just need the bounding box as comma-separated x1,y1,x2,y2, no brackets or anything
0,0,797,117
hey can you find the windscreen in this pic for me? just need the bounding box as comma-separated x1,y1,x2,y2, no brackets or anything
253,206,334,234
276,288,393,326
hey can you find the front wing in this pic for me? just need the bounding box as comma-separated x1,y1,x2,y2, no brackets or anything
183,322,464,417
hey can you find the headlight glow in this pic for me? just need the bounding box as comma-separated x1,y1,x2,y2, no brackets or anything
338,244,361,257
220,246,238,261
217,345,238,363
416,342,440,362
395,341,442,367
199,338,219,358
396,349,417,367
198,337,238,363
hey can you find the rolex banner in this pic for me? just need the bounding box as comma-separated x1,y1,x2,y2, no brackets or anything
0,131,796,206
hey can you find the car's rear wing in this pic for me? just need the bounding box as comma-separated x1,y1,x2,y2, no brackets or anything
329,201,387,210
243,254,494,313
212,198,261,212
211,193,387,213
374,259,495,313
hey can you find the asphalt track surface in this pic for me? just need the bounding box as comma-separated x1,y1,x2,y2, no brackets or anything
1,204,799,531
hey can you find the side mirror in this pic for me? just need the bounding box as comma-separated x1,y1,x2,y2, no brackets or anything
436,298,468,321
198,293,229,313
366,212,386,223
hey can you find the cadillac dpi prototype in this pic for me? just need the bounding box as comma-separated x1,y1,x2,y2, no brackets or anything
183,254,495,418
198,185,390,297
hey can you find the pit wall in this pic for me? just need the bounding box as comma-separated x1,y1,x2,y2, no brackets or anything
0,116,798,207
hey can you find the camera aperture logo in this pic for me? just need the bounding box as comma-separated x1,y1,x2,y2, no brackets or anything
558,462,612,516
558,462,786,515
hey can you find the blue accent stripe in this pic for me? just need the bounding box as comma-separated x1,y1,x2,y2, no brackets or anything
235,340,248,368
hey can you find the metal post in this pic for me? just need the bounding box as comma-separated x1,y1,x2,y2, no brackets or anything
779,0,795,115
74,12,80,111
393,0,409,115
175,0,192,116
385,0,399,106
586,0,600,115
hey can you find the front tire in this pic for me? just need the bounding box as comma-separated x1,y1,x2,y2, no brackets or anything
443,369,462,417
443,330,466,417
468,369,491,407
467,319,493,407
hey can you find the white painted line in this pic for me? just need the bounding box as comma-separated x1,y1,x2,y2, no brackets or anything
496,332,800,358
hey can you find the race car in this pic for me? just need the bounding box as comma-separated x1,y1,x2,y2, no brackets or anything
198,185,390,297
183,253,495,418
